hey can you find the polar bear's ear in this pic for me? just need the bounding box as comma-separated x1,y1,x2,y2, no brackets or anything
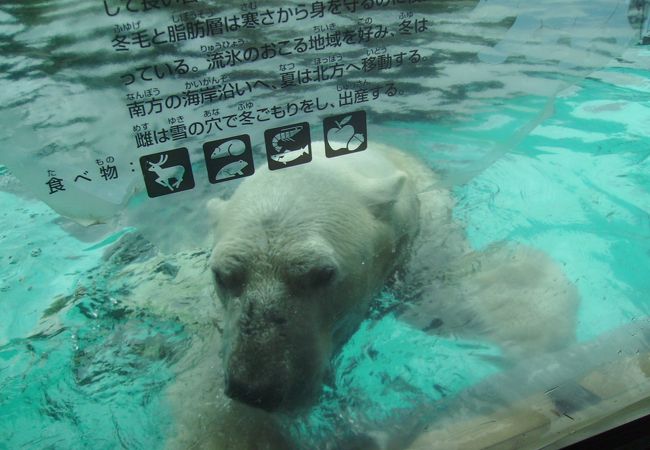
207,197,228,224
361,172,407,219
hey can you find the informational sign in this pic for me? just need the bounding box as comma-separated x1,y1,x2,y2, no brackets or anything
0,0,640,229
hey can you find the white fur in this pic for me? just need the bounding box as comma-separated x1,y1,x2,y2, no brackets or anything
145,142,580,449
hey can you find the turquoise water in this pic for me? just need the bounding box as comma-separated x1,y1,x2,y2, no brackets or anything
0,196,176,448
1,45,648,449
1,0,650,446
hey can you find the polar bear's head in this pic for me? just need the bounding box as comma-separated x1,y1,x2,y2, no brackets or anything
208,156,418,411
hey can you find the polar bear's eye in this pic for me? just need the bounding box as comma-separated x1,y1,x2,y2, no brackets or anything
212,268,245,294
304,265,337,289
286,256,339,291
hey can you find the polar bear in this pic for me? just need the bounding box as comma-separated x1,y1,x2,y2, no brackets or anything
164,141,579,449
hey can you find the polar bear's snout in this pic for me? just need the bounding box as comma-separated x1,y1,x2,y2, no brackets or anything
225,376,283,412
221,295,328,411
223,331,323,412
215,267,335,411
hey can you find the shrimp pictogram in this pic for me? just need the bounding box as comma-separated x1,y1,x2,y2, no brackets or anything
271,125,303,152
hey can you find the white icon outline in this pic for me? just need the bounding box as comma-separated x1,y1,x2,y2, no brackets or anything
146,153,186,191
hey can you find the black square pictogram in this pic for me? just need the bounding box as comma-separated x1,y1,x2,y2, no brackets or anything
203,135,255,184
139,148,195,198
264,122,312,170
323,110,367,157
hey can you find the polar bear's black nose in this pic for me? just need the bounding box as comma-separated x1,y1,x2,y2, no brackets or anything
225,377,283,411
